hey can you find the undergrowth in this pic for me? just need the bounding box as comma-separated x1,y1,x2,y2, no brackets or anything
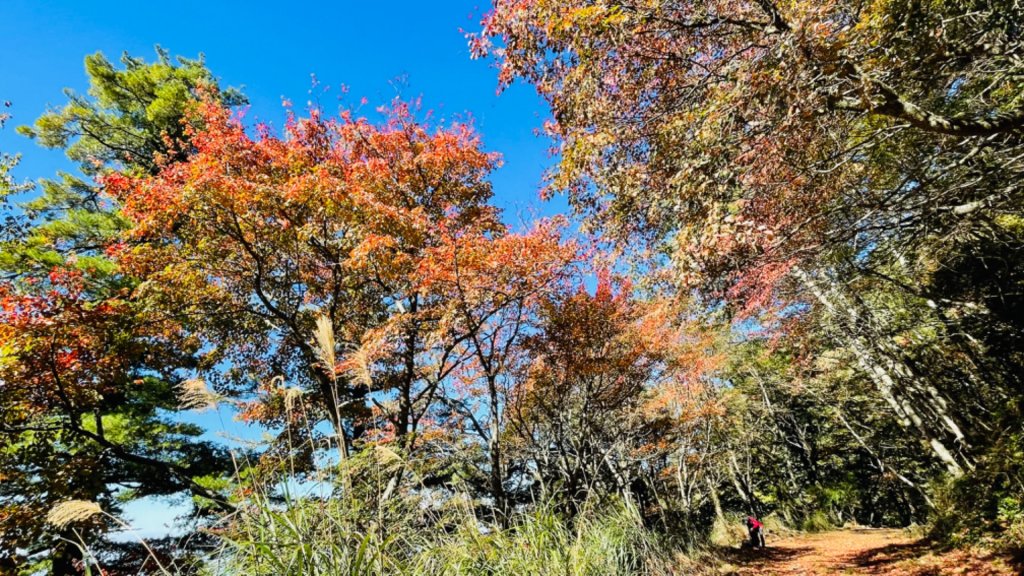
203,492,673,576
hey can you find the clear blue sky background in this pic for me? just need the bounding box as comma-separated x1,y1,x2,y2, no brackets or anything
1,0,568,537
0,0,567,220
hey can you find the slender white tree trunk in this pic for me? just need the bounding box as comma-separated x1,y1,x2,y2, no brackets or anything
793,267,966,476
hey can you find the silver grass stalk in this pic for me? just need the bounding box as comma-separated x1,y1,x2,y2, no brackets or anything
178,378,220,411
313,314,337,375
47,500,104,528
343,344,374,389
283,386,304,413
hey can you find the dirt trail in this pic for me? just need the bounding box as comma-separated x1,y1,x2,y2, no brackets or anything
720,528,1020,575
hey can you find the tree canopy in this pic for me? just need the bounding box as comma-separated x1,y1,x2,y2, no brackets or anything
1,3,1022,573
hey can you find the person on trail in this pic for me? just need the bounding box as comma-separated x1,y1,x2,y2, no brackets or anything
745,516,766,549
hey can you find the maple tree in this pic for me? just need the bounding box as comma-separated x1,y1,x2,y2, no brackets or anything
99,91,607,533
0,268,229,571
414,218,579,518
508,273,717,519
105,94,534,486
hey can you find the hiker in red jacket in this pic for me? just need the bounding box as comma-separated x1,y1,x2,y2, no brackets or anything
745,516,766,548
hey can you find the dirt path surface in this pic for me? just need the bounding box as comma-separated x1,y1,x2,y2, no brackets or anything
719,528,1021,575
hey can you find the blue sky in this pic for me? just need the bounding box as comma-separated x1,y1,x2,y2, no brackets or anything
1,0,568,537
0,0,567,220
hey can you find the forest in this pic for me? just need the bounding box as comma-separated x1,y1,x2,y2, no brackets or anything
0,1,1022,575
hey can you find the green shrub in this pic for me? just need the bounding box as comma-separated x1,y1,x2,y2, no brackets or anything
761,514,791,539
708,514,747,548
799,510,833,533
929,428,1024,553
201,490,421,576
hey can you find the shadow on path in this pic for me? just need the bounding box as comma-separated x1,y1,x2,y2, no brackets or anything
721,545,814,566
713,529,1022,575
848,540,933,573
849,539,1024,576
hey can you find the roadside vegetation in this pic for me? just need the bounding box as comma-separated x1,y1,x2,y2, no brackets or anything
2,1,1022,574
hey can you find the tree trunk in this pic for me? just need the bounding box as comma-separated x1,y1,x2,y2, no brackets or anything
487,374,507,524
793,267,966,476
835,408,935,508
708,478,727,525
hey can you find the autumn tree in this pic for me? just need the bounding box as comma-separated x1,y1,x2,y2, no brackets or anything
508,275,686,515
474,0,1023,502
0,267,230,573
415,218,578,518
105,96,514,487
474,1,1023,293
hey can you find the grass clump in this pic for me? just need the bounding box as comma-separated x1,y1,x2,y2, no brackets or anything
708,514,747,548
799,510,833,533
417,500,671,576
202,490,672,576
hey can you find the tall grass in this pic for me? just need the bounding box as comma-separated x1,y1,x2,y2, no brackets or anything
49,314,688,575
202,493,413,576
415,499,673,576
47,435,683,575
204,493,674,576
